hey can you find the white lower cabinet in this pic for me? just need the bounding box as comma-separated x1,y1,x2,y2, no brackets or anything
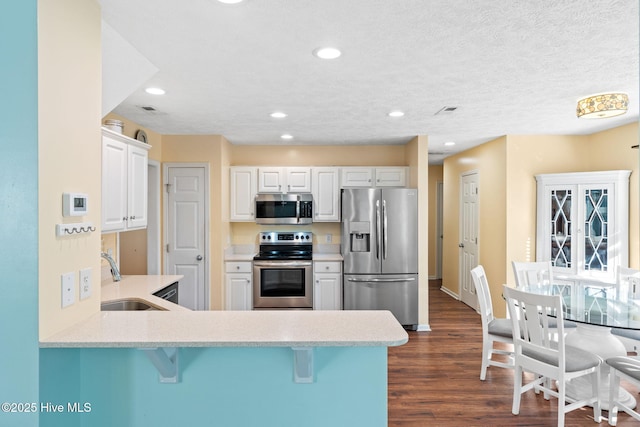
313,261,342,310
225,262,252,310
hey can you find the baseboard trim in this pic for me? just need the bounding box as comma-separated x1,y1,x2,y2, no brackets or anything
416,324,431,332
439,286,459,300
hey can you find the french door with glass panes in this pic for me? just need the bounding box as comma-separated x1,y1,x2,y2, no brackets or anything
535,170,630,281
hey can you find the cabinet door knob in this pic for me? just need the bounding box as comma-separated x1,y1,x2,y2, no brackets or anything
196,255,203,261
236,266,240,270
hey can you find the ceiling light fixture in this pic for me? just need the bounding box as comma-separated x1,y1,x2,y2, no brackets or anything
217,0,243,4
576,93,628,119
270,112,287,118
313,47,341,60
388,111,404,118
145,87,165,95
281,134,293,140
444,141,456,146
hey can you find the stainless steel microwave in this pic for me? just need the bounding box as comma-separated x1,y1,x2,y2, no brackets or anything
255,193,313,225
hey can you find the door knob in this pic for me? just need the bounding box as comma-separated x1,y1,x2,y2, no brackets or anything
196,255,203,261
458,243,465,248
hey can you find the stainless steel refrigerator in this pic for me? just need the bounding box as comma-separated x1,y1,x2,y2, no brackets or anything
342,188,418,329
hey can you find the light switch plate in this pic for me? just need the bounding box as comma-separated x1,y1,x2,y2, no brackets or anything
79,267,91,300
61,272,75,308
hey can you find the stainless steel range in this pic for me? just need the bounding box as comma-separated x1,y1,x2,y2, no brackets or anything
253,231,313,310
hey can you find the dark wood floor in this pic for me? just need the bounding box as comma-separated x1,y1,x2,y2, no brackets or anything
388,279,639,426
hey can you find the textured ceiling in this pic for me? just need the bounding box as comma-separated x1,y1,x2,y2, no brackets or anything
99,0,639,164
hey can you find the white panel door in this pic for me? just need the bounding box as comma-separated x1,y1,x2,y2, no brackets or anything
459,171,479,309
166,166,207,310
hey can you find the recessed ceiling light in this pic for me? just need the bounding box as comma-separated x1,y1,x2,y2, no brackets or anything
145,87,165,95
313,47,341,60
388,111,404,117
281,134,293,140
444,141,456,146
217,0,243,4
270,112,287,119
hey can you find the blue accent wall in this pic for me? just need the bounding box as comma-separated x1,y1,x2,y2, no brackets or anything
40,346,387,427
0,1,40,426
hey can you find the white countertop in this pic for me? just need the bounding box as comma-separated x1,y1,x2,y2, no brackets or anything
101,275,189,312
41,274,406,349
40,310,408,348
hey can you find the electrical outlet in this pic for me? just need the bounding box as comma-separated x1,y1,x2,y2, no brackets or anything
325,234,332,243
61,272,75,308
80,267,92,300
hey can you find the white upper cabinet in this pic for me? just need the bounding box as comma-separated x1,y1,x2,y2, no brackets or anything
230,167,258,221
341,167,408,188
535,170,631,281
258,167,311,193
286,167,312,192
341,167,374,187
311,167,340,222
101,128,150,233
374,167,407,187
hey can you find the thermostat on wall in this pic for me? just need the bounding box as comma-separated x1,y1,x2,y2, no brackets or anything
62,193,89,217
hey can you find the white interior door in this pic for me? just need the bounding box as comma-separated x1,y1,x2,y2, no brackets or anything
459,171,479,309
165,164,208,310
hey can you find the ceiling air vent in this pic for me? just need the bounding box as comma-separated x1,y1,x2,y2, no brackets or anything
434,106,458,115
141,106,156,111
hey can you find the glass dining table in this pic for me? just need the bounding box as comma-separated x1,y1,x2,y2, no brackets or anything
519,279,640,411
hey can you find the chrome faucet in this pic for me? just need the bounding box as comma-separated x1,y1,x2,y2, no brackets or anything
101,252,121,282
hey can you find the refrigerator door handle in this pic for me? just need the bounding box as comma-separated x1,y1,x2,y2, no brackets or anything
383,199,388,260
346,277,417,283
375,199,381,260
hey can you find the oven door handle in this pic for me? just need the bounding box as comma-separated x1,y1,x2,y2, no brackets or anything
253,261,313,267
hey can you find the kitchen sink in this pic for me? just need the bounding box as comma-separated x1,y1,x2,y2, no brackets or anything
101,298,167,311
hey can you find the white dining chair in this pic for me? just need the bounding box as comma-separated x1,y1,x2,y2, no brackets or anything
512,260,576,334
512,260,553,289
503,285,602,427
470,265,514,380
606,356,640,425
611,266,640,354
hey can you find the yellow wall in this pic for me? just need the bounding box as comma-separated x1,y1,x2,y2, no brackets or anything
428,165,443,278
443,123,639,318
442,137,508,315
38,0,102,339
505,134,587,286
586,123,639,266
230,145,407,166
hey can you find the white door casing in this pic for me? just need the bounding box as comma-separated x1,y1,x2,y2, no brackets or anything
164,164,209,310
459,171,479,309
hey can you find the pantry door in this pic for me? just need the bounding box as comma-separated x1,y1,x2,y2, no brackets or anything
164,164,209,310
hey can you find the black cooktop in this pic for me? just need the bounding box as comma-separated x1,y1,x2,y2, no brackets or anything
253,231,313,261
